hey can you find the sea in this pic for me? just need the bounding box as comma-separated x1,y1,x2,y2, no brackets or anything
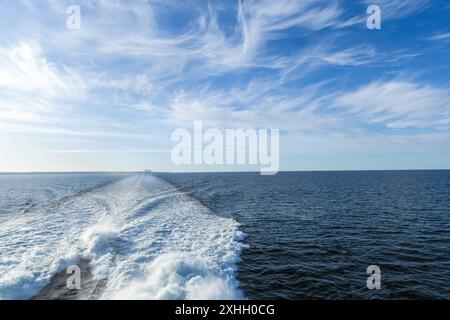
0,170,449,300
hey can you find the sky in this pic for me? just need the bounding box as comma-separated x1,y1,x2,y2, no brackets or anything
0,0,449,172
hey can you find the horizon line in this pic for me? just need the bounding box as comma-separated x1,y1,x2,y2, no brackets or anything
1,168,450,175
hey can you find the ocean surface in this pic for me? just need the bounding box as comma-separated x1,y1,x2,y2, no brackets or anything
1,171,450,299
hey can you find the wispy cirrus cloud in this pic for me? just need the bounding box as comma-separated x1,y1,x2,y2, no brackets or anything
0,122,159,140
340,0,431,28
167,77,342,134
211,0,343,68
80,0,345,71
427,31,450,41
0,0,449,171
0,41,86,125
0,42,85,98
334,81,450,129
48,148,169,154
362,0,429,19
168,76,450,134
321,45,378,66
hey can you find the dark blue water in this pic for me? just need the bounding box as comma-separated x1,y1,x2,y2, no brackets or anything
157,170,450,299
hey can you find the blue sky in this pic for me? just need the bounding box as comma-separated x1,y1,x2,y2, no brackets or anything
0,0,449,172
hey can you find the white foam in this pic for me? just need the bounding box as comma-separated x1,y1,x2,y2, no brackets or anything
0,174,245,300
110,252,242,300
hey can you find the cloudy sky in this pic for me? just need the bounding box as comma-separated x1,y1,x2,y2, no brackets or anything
0,0,449,172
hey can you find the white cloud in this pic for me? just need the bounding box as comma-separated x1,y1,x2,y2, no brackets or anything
0,122,159,140
321,46,377,66
334,81,450,129
427,32,450,41
0,41,86,126
44,0,344,71
0,98,54,123
167,80,341,134
362,0,429,19
0,42,85,99
340,0,430,28
48,148,169,154
193,0,343,69
0,0,448,172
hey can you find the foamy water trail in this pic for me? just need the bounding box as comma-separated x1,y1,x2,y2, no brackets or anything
0,174,245,300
